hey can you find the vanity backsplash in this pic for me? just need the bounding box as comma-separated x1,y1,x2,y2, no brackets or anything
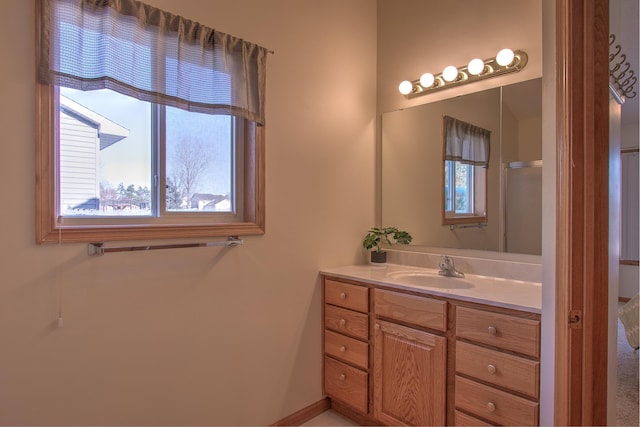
385,248,542,283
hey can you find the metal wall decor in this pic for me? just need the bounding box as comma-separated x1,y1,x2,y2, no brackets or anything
609,34,637,102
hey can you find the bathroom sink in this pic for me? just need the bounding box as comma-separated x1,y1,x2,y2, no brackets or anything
386,270,474,289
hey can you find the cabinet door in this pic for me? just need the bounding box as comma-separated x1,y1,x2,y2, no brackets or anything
373,320,446,426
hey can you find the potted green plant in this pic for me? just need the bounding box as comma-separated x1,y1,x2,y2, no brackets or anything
362,227,412,263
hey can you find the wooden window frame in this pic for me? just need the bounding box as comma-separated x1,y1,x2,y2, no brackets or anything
442,160,488,226
35,84,265,244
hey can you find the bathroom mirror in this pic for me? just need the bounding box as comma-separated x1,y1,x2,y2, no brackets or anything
381,78,542,255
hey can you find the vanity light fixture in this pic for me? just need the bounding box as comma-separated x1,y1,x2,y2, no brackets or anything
495,48,515,66
399,48,528,98
442,65,459,82
467,58,485,75
420,72,435,88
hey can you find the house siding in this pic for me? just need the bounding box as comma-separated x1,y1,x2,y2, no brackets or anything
59,110,100,211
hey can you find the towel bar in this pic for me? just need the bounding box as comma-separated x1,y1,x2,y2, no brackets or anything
87,236,243,256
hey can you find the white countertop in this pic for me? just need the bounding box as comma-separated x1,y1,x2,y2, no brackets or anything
320,263,541,314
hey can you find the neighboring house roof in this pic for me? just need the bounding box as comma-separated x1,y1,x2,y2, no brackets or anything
191,193,227,204
203,198,231,211
60,95,129,150
191,193,230,211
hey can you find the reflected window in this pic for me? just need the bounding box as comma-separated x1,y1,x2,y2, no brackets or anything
444,161,474,214
442,116,489,224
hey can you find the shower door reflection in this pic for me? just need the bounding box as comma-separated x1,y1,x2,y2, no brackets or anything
503,161,542,255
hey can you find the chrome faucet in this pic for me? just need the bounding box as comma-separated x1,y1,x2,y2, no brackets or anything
438,255,465,278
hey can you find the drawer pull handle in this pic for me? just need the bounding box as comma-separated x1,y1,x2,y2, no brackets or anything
375,323,381,330
487,364,496,374
487,402,496,412
339,374,346,380
488,325,497,335
339,318,346,326
340,292,347,299
340,346,347,353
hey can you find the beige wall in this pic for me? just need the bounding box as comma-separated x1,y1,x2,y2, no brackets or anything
621,123,640,149
614,3,640,301
377,0,543,114
0,1,376,425
375,0,543,241
377,0,551,422
382,89,502,251
518,117,544,161
619,120,639,299
501,106,520,163
619,123,639,300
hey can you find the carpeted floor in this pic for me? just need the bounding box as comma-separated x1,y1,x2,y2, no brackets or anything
617,302,639,427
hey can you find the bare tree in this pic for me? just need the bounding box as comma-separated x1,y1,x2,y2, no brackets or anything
165,176,183,210
100,181,120,210
169,138,210,209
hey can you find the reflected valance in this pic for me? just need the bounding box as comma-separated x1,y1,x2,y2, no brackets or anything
443,115,491,167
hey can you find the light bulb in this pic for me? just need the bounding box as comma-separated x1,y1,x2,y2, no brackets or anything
398,80,413,95
467,58,485,75
442,66,458,82
419,73,435,88
496,48,515,66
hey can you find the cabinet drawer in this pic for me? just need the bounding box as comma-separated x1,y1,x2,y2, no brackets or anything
325,329,368,369
325,304,369,340
374,289,447,331
324,356,368,414
325,279,369,313
454,410,493,426
456,341,540,399
456,306,540,357
455,376,539,426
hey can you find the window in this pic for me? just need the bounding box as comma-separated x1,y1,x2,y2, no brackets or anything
36,0,267,243
442,115,489,224
620,149,639,262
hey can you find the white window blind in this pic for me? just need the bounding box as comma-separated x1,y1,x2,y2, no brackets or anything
37,0,268,124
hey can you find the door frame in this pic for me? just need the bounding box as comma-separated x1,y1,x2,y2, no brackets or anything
555,0,610,425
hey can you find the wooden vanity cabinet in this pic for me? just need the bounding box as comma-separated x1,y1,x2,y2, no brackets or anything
321,275,542,426
454,306,541,426
323,279,371,415
373,289,447,426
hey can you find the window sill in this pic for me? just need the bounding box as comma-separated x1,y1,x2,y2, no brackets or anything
37,222,265,244
442,215,488,226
